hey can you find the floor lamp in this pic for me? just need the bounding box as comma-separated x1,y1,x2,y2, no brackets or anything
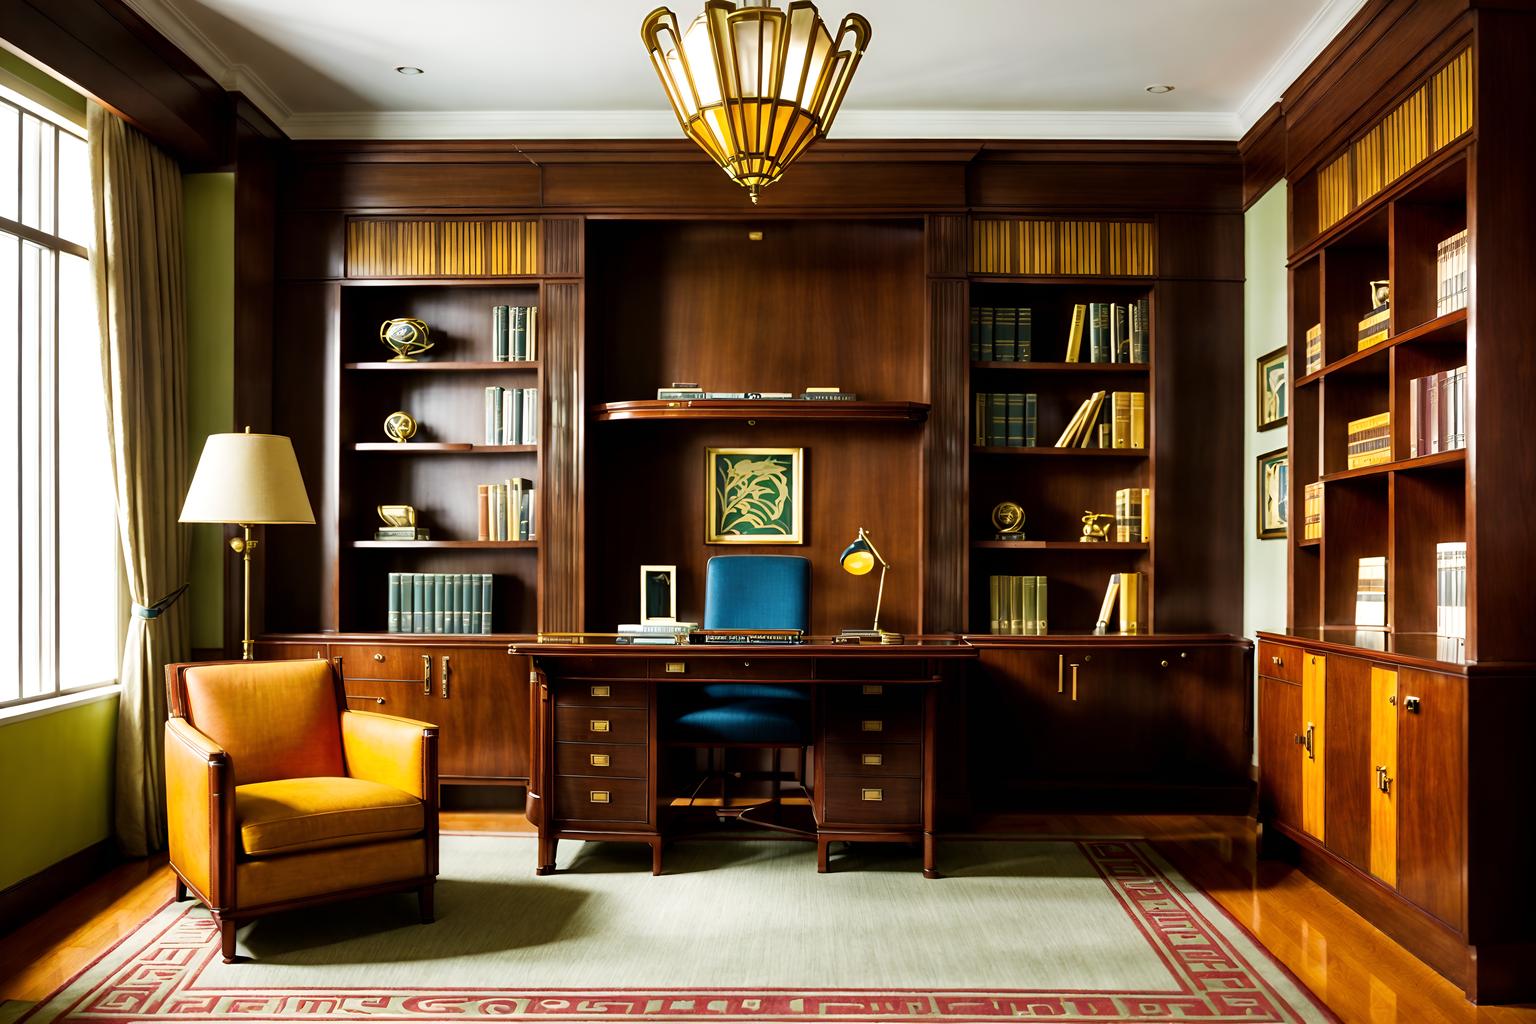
180,428,315,659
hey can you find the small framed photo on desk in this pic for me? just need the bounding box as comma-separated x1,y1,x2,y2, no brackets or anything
640,565,678,623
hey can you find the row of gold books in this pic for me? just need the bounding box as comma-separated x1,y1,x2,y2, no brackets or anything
1346,411,1391,469
988,575,1047,635
1358,301,1390,350
1303,482,1323,540
1093,572,1144,635
1054,391,1146,449
1305,323,1322,375
1115,487,1151,543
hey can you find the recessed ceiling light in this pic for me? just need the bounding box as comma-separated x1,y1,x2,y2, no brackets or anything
1145,84,1175,94
395,66,424,76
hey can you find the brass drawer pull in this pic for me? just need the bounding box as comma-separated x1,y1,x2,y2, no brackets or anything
590,719,611,733
346,695,385,705
665,661,686,674
421,654,432,695
1057,654,1064,694
861,719,883,732
589,753,611,768
861,753,883,767
1070,663,1080,702
1271,655,1283,667
861,788,884,802
441,655,450,698
862,684,884,695
590,685,610,698
373,653,385,662
589,790,610,804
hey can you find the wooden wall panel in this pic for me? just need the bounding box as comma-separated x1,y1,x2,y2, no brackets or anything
1238,103,1286,210
967,145,1242,213
542,217,584,277
925,279,966,632
1155,213,1243,282
276,211,346,280
925,214,966,277
284,159,542,211
541,281,583,633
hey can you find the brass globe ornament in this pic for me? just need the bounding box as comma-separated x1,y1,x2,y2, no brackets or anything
991,501,1026,540
380,318,433,362
383,410,418,444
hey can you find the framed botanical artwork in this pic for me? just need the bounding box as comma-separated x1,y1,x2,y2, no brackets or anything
1257,447,1289,540
706,447,804,544
1257,346,1288,431
639,565,677,623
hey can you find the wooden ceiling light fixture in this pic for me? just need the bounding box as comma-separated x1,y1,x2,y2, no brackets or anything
642,0,871,203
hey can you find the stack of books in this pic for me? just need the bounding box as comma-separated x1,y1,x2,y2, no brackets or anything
1408,366,1467,456
970,306,1033,362
1305,323,1323,375
1092,572,1145,635
1346,412,1392,469
1114,487,1151,542
484,387,539,445
1062,300,1149,363
1357,302,1390,350
1303,482,1323,540
376,525,429,541
1436,229,1469,316
988,575,1047,635
1436,541,1467,639
973,392,1038,447
1054,391,1145,448
1355,556,1387,627
491,305,538,361
477,480,536,541
617,622,699,645
388,572,493,634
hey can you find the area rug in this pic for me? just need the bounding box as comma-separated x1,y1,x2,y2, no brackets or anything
21,835,1331,1022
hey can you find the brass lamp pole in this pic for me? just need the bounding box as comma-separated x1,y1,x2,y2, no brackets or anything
837,527,903,644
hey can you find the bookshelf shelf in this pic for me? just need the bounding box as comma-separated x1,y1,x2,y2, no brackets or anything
352,443,538,453
593,400,930,423
1296,307,1467,387
971,446,1147,458
344,361,540,372
970,361,1150,374
1319,448,1465,484
1297,537,1321,549
968,274,1157,287
972,540,1148,551
352,540,539,550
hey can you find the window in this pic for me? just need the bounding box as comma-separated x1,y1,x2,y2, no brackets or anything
0,82,120,710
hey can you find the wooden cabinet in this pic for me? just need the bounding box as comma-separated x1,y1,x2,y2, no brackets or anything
1300,651,1326,840
1257,674,1302,830
1397,668,1465,930
1320,654,1369,867
1368,666,1397,886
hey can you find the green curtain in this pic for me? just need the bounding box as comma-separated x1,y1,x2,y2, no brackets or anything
89,104,191,857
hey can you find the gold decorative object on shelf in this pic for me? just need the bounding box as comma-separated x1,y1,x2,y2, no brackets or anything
1368,280,1390,308
641,0,871,204
377,505,417,529
383,410,418,444
379,317,432,362
991,501,1026,540
1080,511,1113,543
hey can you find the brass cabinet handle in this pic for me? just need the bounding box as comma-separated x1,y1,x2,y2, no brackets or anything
590,685,610,698
861,788,884,802
1304,723,1316,760
590,719,611,733
441,655,451,698
346,695,385,705
1272,655,1283,667
315,649,324,659
589,790,610,804
1070,663,1080,702
862,684,883,695
1057,654,1064,694
861,720,884,732
373,653,385,662
1388,694,1397,706
665,661,686,674
861,753,883,766
1375,764,1393,794
1404,696,1421,713
421,654,432,695
589,753,610,768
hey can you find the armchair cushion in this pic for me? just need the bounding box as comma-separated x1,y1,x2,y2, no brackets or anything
236,777,423,857
183,661,345,785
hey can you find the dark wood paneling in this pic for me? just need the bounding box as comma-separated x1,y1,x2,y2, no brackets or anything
1465,670,1536,952
1322,655,1372,871
1238,103,1287,210
967,144,1242,213
924,278,966,633
925,214,967,277
1397,668,1467,931
541,281,582,633
542,217,583,277
1,0,230,167
283,160,542,211
1155,213,1244,281
276,210,346,280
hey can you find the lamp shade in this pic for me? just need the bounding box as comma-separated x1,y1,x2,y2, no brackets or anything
839,534,875,576
180,431,315,525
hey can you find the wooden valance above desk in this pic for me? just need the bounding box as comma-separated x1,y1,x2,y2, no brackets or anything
515,639,976,878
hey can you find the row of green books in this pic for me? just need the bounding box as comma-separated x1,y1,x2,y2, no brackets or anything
387,572,493,634
988,575,1047,635
491,305,538,361
970,307,1033,362
484,386,539,445
973,392,1037,447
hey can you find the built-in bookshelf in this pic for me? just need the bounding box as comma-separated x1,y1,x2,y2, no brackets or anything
966,275,1156,635
336,280,544,635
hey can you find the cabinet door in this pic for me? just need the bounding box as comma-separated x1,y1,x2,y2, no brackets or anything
336,645,439,723
1258,675,1302,830
971,648,1069,797
435,648,531,781
1397,669,1466,930
1368,667,1398,885
1061,650,1167,780
1159,646,1250,784
1322,655,1371,870
1301,652,1326,840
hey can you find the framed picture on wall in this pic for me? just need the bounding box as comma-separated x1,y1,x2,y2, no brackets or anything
639,565,677,623
705,447,805,544
1257,447,1289,540
1257,346,1288,431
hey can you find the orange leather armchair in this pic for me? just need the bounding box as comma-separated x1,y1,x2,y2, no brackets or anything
164,659,438,963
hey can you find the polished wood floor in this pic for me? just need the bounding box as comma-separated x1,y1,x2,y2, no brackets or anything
1,812,1532,1022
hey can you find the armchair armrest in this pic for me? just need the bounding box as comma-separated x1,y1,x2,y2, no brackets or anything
164,716,233,907
341,710,438,799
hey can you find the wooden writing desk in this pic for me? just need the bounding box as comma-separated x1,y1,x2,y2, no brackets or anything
514,638,976,877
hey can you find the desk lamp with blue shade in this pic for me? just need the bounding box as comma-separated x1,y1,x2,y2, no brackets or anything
838,527,904,644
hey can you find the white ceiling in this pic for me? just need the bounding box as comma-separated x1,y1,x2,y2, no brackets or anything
122,0,1365,141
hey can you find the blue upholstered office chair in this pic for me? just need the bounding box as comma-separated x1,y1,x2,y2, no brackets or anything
665,556,812,820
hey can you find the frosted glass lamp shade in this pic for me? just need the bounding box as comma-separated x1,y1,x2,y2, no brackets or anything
180,431,315,525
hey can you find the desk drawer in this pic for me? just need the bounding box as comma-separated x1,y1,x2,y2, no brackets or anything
821,742,921,778
1258,641,1302,683
816,659,930,680
824,683,923,712
546,657,647,678
336,646,434,686
822,776,921,826
648,657,814,680
555,681,649,708
556,742,648,779
554,776,649,823
822,702,922,743
554,706,648,744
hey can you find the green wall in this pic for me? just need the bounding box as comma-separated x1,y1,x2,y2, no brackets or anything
184,173,235,652
0,697,118,889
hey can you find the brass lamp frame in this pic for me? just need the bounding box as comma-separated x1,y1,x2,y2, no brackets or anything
838,527,902,644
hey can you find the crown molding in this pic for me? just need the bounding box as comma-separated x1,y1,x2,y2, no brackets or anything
1235,0,1370,134
283,108,1243,142
115,0,292,122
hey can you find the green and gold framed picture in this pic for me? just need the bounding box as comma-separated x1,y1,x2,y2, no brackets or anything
1257,346,1288,431
1257,446,1289,540
706,447,804,544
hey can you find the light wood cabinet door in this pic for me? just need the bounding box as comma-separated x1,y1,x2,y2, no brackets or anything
1258,675,1303,831
1368,666,1398,885
1301,652,1326,841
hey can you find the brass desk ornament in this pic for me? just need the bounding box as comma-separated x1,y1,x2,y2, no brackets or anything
383,410,418,444
380,317,432,362
991,501,1026,540
1080,511,1114,543
377,505,417,529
